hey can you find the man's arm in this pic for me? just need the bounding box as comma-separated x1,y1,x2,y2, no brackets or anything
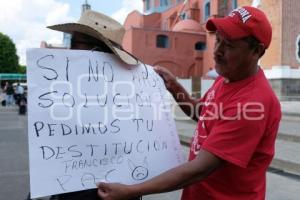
97,149,223,200
153,66,201,122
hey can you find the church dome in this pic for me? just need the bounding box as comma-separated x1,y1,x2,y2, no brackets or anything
172,19,202,33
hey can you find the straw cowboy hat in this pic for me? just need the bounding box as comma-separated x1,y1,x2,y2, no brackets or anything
47,10,139,65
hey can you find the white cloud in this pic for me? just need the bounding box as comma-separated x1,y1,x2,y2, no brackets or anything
0,0,144,65
111,0,143,24
0,0,75,65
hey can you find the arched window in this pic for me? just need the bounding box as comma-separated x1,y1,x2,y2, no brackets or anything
203,0,211,22
156,35,169,48
180,12,187,20
195,42,206,51
296,35,300,63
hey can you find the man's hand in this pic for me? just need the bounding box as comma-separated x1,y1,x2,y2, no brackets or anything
153,65,178,93
153,65,200,121
97,182,135,200
97,150,222,200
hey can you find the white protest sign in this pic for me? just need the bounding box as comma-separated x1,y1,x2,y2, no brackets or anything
26,48,184,198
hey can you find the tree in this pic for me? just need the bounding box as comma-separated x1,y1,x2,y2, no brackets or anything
17,64,26,74
0,32,19,73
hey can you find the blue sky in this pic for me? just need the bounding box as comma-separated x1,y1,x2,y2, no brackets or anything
0,0,143,65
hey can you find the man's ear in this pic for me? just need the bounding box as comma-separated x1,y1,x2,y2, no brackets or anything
254,43,266,59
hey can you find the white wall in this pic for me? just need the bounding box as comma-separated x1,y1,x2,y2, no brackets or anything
176,66,300,100
264,66,300,79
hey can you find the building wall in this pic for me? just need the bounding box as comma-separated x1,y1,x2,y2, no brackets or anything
124,11,143,30
127,28,205,77
124,0,215,79
132,0,300,99
282,0,300,68
144,0,184,13
123,29,133,52
217,0,235,17
237,0,283,70
237,0,252,7
124,0,255,79
259,0,282,69
237,1,300,69
143,13,163,29
203,32,216,73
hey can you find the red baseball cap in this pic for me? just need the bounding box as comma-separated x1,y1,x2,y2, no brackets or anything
206,6,272,48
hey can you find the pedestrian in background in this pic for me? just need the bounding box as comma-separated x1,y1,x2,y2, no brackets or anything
1,81,8,106
15,83,25,105
5,82,15,106
0,86,5,106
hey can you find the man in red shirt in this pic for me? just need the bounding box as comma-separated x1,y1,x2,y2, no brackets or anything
97,6,281,200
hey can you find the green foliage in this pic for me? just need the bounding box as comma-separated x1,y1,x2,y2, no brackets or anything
17,65,26,74
0,32,19,73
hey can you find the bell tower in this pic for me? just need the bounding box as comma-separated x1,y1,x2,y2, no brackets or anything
82,0,91,14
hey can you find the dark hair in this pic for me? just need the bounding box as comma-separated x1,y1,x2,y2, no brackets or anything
243,36,265,57
71,32,113,53
243,36,260,49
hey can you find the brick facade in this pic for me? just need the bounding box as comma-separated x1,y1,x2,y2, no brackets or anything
124,0,300,79
123,0,238,79
281,0,300,68
238,0,300,69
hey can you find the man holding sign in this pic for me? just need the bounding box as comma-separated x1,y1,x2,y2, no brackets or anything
96,6,281,200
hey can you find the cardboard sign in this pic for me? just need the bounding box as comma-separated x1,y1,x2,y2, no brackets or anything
26,48,184,198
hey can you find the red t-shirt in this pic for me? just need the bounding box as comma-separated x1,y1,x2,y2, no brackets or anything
181,69,281,200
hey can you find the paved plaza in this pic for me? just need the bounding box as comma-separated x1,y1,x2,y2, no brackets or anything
0,107,299,200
